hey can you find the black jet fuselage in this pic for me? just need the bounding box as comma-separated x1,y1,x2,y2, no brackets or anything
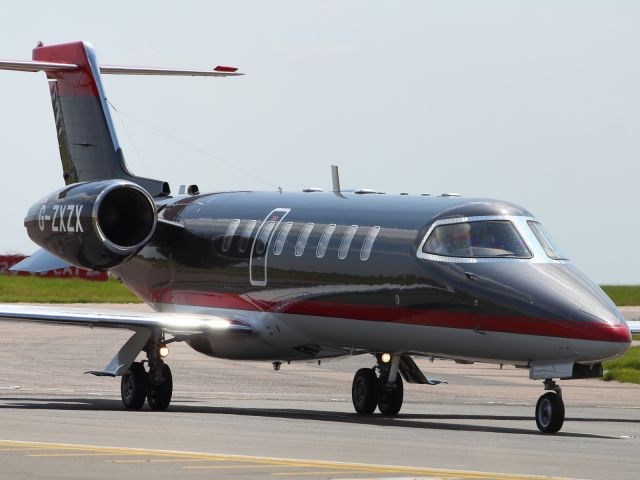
112,190,631,365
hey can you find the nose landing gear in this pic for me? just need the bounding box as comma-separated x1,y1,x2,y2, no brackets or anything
535,379,564,434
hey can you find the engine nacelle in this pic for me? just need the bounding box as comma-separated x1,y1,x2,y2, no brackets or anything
25,180,157,270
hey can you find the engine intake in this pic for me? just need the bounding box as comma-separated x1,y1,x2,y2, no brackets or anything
25,180,157,270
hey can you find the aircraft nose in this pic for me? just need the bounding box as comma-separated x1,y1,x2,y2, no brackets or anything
568,307,631,345
566,307,631,362
507,263,631,359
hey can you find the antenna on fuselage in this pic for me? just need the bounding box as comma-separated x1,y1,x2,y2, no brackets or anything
331,165,341,193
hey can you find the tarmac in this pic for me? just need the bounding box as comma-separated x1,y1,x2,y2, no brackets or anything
1,304,640,480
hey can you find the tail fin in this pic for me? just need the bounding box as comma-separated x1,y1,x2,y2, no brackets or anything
1,41,242,197
35,41,168,195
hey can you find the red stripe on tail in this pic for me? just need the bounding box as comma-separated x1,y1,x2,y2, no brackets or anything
32,42,98,97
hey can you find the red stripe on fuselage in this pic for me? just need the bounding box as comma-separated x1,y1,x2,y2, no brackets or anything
138,287,630,343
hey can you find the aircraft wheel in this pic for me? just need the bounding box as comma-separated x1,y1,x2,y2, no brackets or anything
352,368,378,414
147,364,173,411
121,362,147,410
535,392,564,434
378,374,403,416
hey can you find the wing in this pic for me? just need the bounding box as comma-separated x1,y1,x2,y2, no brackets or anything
0,303,252,335
0,303,252,376
627,320,640,335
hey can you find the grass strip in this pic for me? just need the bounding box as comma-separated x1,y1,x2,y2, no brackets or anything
601,285,640,306
0,276,141,303
603,346,640,384
603,345,640,371
603,368,640,384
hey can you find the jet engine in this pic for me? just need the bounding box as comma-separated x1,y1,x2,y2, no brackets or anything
25,180,157,270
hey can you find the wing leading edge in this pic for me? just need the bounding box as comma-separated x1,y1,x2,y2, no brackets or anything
627,320,640,335
0,304,252,335
0,304,253,376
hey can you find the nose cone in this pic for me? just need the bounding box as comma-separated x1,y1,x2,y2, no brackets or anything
568,308,631,361
508,264,631,360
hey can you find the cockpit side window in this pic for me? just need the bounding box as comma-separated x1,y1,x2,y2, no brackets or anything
423,220,531,258
527,221,567,260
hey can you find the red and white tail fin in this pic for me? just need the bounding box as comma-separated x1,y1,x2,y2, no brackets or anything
0,41,242,196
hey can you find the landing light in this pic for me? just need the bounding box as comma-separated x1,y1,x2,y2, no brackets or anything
159,345,169,358
381,352,391,364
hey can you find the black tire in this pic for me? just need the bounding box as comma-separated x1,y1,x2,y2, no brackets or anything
378,374,403,416
121,362,147,410
147,364,173,411
352,368,379,414
535,392,565,434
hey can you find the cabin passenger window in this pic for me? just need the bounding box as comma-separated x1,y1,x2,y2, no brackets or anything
238,220,257,252
360,226,380,261
527,221,567,260
273,222,293,256
295,223,314,257
338,225,358,260
255,221,276,255
423,220,531,258
316,224,336,258
222,219,240,252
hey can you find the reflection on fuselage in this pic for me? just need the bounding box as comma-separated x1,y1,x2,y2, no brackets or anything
115,191,630,363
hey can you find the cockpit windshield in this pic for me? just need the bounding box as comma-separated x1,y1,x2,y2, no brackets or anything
423,220,532,258
527,221,567,260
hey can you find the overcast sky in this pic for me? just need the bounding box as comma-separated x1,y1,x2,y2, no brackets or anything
1,1,638,283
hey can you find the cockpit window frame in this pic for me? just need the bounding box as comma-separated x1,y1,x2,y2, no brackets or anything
416,215,569,264
527,220,568,261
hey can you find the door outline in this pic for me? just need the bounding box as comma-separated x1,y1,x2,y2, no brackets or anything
249,208,291,286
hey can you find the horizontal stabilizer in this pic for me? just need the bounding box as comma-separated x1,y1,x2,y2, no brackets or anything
0,60,77,72
0,59,243,77
100,65,242,77
9,249,72,273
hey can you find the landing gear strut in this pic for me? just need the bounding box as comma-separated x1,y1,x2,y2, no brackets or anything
351,353,404,416
535,379,564,434
120,332,173,411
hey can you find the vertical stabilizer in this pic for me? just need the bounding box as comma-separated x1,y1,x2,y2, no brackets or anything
32,42,168,195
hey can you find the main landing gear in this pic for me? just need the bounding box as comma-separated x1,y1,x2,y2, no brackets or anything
352,353,404,416
535,379,564,434
121,334,173,411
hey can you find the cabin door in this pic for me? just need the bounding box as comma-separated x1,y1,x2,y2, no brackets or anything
249,208,290,286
